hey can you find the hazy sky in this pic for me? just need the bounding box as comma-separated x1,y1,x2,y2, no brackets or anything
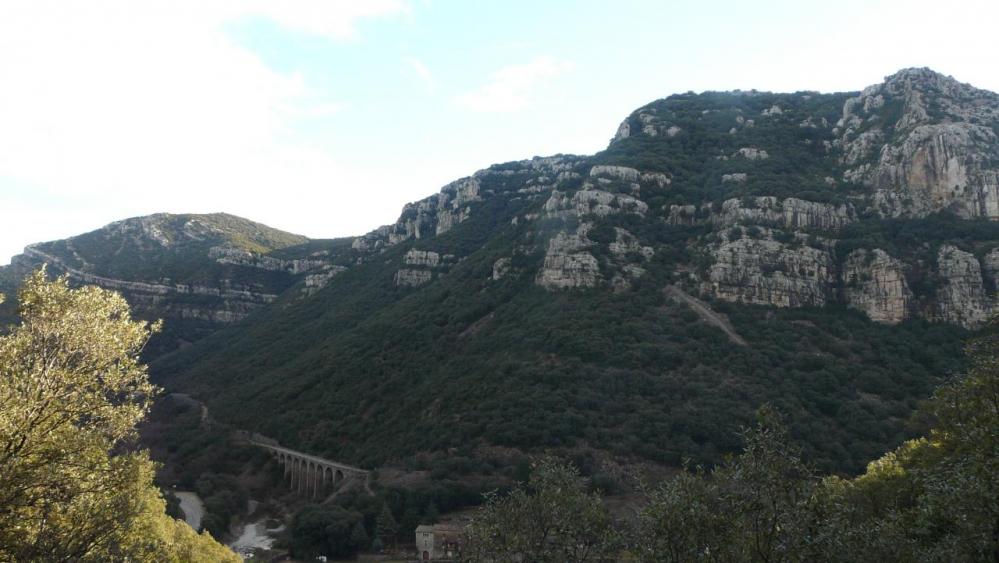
2,0,998,264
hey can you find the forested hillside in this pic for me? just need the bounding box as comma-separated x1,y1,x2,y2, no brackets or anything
152,68,999,476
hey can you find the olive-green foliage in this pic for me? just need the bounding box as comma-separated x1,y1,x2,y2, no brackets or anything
289,504,367,559
152,87,975,493
464,456,620,563
599,90,857,206
0,270,238,561
375,502,398,545
634,327,999,562
811,325,999,562
633,407,817,563
156,240,965,475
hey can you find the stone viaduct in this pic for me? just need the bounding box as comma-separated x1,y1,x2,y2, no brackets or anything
249,440,369,498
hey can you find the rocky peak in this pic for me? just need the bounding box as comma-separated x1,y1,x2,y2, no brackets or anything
880,67,993,108
838,68,999,219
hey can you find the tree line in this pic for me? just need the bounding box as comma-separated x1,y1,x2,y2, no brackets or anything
464,326,999,562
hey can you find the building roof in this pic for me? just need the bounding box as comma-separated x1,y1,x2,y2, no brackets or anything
415,525,434,532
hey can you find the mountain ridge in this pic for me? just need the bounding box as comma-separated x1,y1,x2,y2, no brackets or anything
4,68,996,477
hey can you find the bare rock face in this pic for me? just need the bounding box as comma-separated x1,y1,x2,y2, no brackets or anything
872,124,999,218
608,228,653,291
303,266,347,294
492,257,511,281
209,246,326,275
718,197,854,231
614,120,630,141
838,68,999,218
536,225,601,289
701,229,833,308
352,177,481,249
403,249,441,268
735,147,769,160
394,268,432,287
589,165,640,182
842,249,912,324
544,189,648,219
934,244,993,327
353,156,588,253
17,245,277,323
667,197,854,232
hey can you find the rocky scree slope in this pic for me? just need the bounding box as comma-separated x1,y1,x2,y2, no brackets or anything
153,68,997,476
0,213,355,356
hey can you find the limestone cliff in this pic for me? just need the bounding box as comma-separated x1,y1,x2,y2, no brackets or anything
837,68,999,218
344,68,999,330
536,224,601,289
667,197,855,231
0,213,353,355
842,249,912,324
701,228,834,308
933,245,993,327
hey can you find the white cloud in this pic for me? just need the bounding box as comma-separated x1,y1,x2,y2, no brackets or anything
0,0,411,263
238,0,410,40
403,56,435,90
455,56,575,112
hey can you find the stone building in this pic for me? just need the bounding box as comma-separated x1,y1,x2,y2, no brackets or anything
414,524,463,561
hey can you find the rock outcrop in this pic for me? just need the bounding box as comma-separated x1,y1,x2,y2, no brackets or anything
934,245,993,326
667,197,855,232
608,228,653,291
536,225,601,289
544,188,649,219
492,257,511,281
403,249,441,268
838,68,999,218
353,156,588,253
394,269,433,287
17,245,277,323
701,228,834,308
303,265,348,294
209,247,326,274
842,249,912,324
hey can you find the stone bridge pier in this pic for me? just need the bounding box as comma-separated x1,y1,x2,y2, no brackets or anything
252,442,369,498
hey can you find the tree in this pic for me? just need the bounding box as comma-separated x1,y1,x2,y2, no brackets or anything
632,466,729,562
633,406,816,563
0,270,238,561
349,520,370,551
464,456,620,562
375,502,399,548
423,501,440,525
399,502,421,546
812,325,999,562
290,504,364,559
712,406,816,562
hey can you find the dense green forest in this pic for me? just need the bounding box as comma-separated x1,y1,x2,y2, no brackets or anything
152,83,995,483
463,323,999,562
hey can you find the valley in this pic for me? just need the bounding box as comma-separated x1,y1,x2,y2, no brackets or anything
4,67,999,560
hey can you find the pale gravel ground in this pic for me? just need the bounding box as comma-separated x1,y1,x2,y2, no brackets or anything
175,491,204,531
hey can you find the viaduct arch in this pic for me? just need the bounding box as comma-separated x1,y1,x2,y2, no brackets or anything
251,441,369,498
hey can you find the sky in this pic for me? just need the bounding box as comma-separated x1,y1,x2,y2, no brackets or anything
2,0,998,264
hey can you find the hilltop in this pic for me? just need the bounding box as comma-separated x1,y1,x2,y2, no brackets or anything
5,68,998,478
136,68,999,479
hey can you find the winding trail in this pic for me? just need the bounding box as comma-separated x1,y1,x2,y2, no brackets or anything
665,285,748,346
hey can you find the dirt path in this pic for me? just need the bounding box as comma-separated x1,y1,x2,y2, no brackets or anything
665,285,747,346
